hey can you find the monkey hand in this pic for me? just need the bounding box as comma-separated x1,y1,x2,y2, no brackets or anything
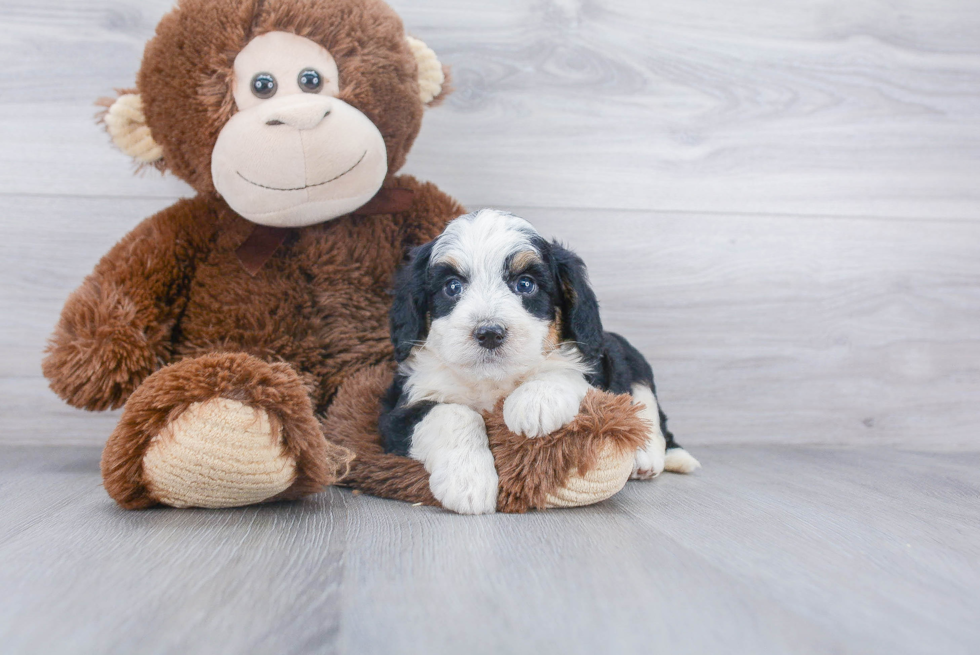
42,278,169,411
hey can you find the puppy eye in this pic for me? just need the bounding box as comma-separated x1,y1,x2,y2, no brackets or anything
298,69,323,93
444,278,464,298
251,73,277,99
514,275,537,295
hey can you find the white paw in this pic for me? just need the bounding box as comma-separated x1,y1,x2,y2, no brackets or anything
428,449,498,514
503,379,585,438
664,448,701,474
630,441,666,480
408,403,498,514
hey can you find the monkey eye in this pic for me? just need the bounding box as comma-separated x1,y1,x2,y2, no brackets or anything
298,68,323,93
444,278,464,298
251,73,277,99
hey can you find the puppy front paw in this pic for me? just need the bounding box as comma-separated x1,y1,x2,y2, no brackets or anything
428,449,499,514
503,379,588,438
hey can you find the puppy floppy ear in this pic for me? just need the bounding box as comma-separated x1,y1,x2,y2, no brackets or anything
550,242,604,364
390,241,435,362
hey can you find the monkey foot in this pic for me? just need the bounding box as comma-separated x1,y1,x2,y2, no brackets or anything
101,352,351,510
544,441,636,508
141,397,296,508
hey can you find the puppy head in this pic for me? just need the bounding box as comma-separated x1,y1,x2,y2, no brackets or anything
389,209,604,380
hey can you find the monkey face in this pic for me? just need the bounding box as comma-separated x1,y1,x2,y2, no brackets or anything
108,0,448,216
211,31,388,227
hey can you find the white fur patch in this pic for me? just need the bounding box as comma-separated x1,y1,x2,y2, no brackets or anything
503,367,591,438
664,448,701,474
629,383,667,480
409,404,498,514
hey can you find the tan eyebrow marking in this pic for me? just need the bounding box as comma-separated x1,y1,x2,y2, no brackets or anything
510,250,542,273
431,254,461,270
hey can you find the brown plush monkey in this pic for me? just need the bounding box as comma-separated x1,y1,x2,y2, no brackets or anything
42,0,647,512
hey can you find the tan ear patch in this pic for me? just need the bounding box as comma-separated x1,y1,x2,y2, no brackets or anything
406,35,446,105
102,93,164,164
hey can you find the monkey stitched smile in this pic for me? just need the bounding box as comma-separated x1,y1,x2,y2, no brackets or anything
235,150,367,191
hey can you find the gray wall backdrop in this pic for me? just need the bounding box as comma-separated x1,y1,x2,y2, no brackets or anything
2,0,978,447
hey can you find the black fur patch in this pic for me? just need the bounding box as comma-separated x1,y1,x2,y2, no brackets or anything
379,374,436,456
589,332,681,451
542,240,605,366
389,241,435,362
427,262,466,320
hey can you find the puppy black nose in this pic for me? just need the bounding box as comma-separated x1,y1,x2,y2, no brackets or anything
474,325,506,350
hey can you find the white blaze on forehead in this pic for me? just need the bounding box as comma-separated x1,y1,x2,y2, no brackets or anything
431,209,540,276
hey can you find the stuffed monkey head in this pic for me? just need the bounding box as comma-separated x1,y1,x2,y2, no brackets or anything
103,0,448,227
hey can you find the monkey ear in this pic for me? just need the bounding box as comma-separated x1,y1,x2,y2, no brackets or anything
550,242,605,365
390,241,435,362
98,92,164,165
406,36,450,106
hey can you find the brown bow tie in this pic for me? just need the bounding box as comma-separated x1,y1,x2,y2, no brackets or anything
235,187,415,276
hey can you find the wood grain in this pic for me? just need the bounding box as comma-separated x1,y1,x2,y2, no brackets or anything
1,444,978,654
0,446,348,654
1,0,979,218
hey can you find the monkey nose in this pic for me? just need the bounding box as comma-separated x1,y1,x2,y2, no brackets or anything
261,96,332,130
474,325,507,350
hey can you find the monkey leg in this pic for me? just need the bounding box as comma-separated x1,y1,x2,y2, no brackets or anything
488,389,647,512
101,352,352,509
324,364,648,513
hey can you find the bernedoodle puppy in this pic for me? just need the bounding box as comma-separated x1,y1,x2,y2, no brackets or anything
379,209,700,514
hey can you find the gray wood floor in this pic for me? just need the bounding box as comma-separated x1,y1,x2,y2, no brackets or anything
1,444,978,654
2,0,979,652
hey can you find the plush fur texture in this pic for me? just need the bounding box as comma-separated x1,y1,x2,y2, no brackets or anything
44,177,459,415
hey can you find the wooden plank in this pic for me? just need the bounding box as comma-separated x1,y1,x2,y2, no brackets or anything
338,445,980,654
6,195,978,448
0,445,348,654
1,444,978,654
1,0,979,218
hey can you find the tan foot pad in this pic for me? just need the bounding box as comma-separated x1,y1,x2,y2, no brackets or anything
142,397,296,508
544,442,635,508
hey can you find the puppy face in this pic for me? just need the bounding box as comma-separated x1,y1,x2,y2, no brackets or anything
390,209,605,381
424,211,557,379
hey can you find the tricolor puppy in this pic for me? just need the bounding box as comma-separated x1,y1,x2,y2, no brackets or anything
380,209,699,514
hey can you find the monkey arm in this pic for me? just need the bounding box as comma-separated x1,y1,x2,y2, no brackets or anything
42,197,215,411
